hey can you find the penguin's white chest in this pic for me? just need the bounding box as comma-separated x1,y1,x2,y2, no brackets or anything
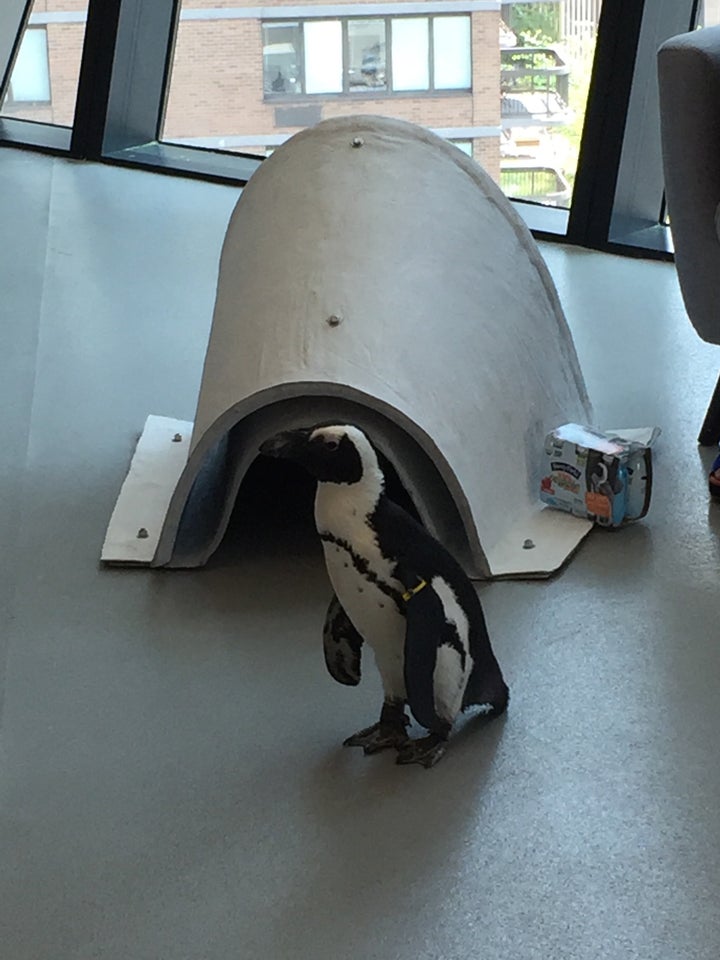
321,537,407,699
320,537,404,644
315,482,405,650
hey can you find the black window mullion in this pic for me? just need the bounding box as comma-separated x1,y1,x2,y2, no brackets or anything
610,0,697,246
70,0,123,159
566,0,645,247
102,0,179,154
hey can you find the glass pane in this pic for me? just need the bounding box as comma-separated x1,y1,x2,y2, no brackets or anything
1,0,89,127
8,28,50,101
500,163,571,205
348,19,387,93
500,1,603,208
433,16,471,90
303,21,343,94
263,23,302,95
451,139,473,157
391,18,430,92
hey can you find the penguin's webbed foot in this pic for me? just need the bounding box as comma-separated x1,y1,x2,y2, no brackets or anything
343,701,410,754
343,722,409,753
396,733,447,768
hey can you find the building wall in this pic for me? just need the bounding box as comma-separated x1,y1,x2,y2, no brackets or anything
46,22,86,124
162,6,501,171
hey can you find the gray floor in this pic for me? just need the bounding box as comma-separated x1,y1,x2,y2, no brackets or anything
2,147,720,960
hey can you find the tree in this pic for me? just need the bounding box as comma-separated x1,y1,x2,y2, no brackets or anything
508,2,561,46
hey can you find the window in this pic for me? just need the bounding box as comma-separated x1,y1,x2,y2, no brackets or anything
4,27,50,105
1,1,89,128
0,0,672,257
450,139,473,157
391,18,430,91
304,21,343,94
500,1,603,211
433,16,472,90
500,162,571,206
261,15,472,98
697,0,720,27
262,23,302,96
348,19,387,92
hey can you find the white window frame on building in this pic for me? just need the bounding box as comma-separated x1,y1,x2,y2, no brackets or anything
262,14,472,99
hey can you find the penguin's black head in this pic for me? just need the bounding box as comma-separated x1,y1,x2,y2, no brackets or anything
259,425,370,484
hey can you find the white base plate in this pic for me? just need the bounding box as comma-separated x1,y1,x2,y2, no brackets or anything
102,414,595,578
101,415,192,565
485,505,593,579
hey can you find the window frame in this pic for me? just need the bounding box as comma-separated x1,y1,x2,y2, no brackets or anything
0,0,704,259
562,0,697,257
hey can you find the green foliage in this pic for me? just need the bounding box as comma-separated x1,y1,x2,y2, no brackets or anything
508,3,561,46
551,45,595,192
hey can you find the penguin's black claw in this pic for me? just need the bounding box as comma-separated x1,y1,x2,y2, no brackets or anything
344,702,410,754
396,734,447,768
343,720,410,754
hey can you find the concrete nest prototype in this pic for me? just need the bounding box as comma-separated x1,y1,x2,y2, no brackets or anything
103,115,593,579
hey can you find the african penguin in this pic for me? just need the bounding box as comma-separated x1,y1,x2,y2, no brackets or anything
259,424,508,767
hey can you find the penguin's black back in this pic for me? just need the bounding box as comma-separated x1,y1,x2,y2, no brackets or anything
370,493,498,668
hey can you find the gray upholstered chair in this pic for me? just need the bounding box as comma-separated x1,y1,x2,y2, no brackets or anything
658,25,720,444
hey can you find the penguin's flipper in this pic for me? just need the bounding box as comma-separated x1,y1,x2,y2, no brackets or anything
401,580,444,732
399,569,469,737
322,594,363,686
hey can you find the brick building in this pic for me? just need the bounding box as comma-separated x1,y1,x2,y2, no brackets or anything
162,0,502,177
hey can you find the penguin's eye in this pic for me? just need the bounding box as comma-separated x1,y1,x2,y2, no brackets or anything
324,438,339,451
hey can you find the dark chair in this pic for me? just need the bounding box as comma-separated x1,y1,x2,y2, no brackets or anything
658,25,720,444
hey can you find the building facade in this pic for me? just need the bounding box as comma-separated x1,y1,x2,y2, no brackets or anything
162,1,502,177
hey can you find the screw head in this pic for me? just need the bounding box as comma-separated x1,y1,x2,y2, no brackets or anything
172,433,183,443
327,314,342,327
523,538,536,550
137,528,149,539
351,137,364,148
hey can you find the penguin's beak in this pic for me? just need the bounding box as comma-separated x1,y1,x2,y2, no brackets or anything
259,428,312,460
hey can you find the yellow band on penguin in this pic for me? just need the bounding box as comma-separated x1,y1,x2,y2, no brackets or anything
402,578,428,602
